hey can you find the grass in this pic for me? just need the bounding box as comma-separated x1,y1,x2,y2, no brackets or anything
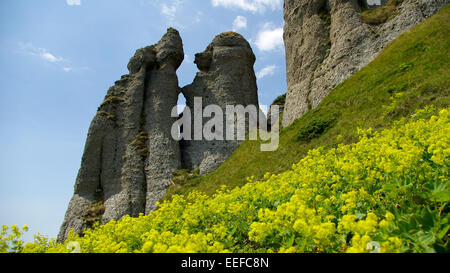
162,5,450,201
101,95,125,107
359,0,404,25
294,113,338,142
168,169,201,194
97,110,116,121
218,32,244,39
82,188,105,229
131,130,149,158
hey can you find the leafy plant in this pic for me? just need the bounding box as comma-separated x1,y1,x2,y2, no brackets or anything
359,0,404,25
0,225,28,253
172,169,200,185
6,108,449,253
272,94,286,106
295,115,337,142
163,5,449,199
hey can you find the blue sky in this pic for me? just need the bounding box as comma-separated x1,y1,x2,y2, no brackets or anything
0,0,286,241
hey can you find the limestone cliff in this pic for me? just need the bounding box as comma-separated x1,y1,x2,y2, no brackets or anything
282,0,449,127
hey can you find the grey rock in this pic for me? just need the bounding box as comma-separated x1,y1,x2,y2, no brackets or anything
267,94,286,130
181,32,259,175
58,29,260,242
58,28,184,242
282,0,449,127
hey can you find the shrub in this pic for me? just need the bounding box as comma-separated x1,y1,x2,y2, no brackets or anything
101,96,125,107
359,0,404,25
97,110,116,121
0,225,28,253
272,94,286,106
172,169,200,185
295,115,337,142
131,130,149,158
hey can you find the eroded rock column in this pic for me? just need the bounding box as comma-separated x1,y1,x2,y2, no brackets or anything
58,28,184,242
143,28,184,213
181,32,259,175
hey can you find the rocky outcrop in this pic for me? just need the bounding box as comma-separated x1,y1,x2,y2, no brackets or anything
180,32,259,175
267,94,286,130
282,0,449,127
58,28,184,242
58,29,260,242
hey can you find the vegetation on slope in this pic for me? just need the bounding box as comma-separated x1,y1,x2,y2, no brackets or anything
2,107,449,253
359,0,404,25
163,5,449,201
1,4,449,255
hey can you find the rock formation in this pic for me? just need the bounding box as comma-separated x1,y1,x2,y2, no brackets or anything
181,32,259,175
282,0,449,127
58,28,184,242
58,30,259,242
267,94,286,130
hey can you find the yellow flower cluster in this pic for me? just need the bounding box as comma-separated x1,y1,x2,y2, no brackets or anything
11,108,449,253
0,225,28,253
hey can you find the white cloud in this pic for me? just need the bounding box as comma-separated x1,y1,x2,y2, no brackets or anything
18,42,89,72
65,66,91,72
232,16,247,31
177,105,186,115
148,0,203,28
41,52,64,63
184,54,191,63
259,105,269,115
160,0,184,26
66,0,81,6
211,0,282,13
195,11,203,23
161,3,178,18
256,64,276,79
255,23,284,52
19,43,64,63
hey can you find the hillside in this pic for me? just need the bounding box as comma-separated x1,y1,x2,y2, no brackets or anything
4,106,446,253
163,4,450,201
1,4,449,254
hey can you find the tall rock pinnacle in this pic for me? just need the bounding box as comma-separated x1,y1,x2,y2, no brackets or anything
58,28,184,242
181,32,259,175
58,29,260,242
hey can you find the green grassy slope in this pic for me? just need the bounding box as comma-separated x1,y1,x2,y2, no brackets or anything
163,5,450,201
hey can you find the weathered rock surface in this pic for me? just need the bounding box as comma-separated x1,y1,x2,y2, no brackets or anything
282,0,449,127
58,28,184,242
267,94,286,130
58,29,260,242
181,32,259,175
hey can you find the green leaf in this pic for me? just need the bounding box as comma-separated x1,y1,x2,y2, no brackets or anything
285,234,295,248
423,181,450,202
437,224,450,239
434,190,450,202
417,231,436,246
355,211,366,220
432,243,449,253
417,208,437,230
